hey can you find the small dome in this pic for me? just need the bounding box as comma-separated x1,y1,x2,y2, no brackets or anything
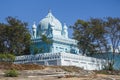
39,10,62,31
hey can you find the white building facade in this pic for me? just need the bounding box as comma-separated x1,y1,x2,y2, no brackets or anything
15,10,106,70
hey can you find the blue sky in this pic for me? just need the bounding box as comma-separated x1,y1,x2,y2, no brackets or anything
0,0,120,37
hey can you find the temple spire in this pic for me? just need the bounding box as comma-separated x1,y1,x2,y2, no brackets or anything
48,9,51,13
46,9,54,18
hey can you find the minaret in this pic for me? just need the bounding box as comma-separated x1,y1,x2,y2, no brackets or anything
32,22,37,38
63,23,68,38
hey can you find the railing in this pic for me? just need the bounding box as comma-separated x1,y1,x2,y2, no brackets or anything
15,52,105,64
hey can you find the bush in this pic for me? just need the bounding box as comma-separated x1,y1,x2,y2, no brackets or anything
4,69,19,77
0,53,15,62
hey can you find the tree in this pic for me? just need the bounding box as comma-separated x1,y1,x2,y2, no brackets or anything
72,19,97,55
72,18,110,55
89,18,109,54
0,17,31,55
0,23,7,53
105,17,120,58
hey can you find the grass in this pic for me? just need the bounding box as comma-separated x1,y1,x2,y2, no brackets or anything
4,69,19,77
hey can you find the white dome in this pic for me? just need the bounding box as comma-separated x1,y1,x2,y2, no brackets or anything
39,11,62,31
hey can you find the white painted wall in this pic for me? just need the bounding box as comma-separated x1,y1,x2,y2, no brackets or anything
15,53,106,70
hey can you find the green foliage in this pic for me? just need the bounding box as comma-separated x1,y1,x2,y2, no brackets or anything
72,17,120,55
105,17,120,58
0,53,15,62
72,19,103,55
0,16,31,55
4,69,19,77
41,35,52,44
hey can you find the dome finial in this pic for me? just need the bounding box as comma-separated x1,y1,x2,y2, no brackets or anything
48,9,51,13
46,9,53,18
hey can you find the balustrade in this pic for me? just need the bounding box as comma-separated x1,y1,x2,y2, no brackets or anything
15,52,105,67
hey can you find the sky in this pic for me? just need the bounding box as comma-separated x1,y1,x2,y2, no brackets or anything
0,0,120,37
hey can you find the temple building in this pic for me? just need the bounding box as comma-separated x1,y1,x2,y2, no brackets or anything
15,10,106,70
31,10,79,54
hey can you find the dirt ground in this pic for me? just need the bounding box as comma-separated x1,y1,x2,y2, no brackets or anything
0,74,120,80
0,63,120,80
0,69,120,80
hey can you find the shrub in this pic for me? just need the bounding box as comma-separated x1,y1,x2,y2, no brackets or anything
0,53,15,62
4,69,19,77
6,53,15,62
